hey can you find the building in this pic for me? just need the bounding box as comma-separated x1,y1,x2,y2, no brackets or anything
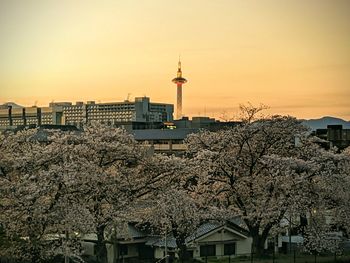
132,117,240,154
60,97,173,127
81,220,252,262
314,125,350,150
0,105,65,129
0,97,174,130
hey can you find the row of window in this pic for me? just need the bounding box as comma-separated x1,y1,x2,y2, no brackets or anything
88,112,134,116
65,112,134,116
12,120,24,125
200,243,236,257
88,107,135,110
0,120,10,125
85,109,133,114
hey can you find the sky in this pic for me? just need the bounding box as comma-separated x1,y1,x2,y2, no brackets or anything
0,0,349,120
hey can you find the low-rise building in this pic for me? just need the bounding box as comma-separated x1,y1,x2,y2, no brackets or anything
81,220,252,262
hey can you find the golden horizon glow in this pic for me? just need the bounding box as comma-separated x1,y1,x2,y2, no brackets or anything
0,0,349,120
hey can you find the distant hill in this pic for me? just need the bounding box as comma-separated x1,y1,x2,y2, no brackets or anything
302,116,350,130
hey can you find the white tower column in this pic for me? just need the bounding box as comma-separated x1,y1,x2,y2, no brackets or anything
177,84,182,119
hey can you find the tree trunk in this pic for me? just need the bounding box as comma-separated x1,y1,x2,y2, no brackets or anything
249,222,274,259
251,233,267,258
95,225,108,263
30,246,42,263
178,244,189,263
29,236,42,263
172,225,189,263
175,236,189,263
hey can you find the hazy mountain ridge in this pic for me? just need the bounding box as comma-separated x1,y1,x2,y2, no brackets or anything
302,116,350,130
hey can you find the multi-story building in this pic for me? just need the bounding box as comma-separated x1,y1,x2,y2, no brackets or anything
0,108,11,127
0,97,174,129
59,97,173,127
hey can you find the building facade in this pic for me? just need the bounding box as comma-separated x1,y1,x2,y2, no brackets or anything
315,125,350,150
0,97,173,129
61,97,173,126
0,105,64,129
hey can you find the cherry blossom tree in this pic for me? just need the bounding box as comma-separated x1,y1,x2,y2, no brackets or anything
1,124,191,263
141,187,204,262
0,125,138,262
0,128,94,262
185,111,340,256
302,148,350,253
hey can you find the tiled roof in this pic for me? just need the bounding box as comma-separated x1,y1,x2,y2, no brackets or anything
186,222,221,242
132,128,199,140
128,224,147,239
121,219,249,248
145,236,177,248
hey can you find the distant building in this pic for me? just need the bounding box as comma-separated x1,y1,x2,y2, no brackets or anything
0,105,65,129
0,100,243,156
60,97,173,127
133,118,240,154
314,125,350,150
173,116,240,130
0,97,174,129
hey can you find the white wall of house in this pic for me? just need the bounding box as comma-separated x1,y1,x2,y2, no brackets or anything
154,247,164,259
154,247,177,259
236,237,253,255
191,228,252,258
107,244,114,263
82,241,95,256
106,243,141,263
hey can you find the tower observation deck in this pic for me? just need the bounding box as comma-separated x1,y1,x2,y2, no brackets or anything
172,59,187,120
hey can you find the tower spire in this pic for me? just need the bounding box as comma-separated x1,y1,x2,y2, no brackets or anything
177,56,182,78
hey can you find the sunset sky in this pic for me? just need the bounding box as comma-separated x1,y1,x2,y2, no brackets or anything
0,0,349,120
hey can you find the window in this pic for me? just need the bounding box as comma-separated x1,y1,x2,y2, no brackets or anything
224,243,236,255
119,244,128,256
200,245,215,257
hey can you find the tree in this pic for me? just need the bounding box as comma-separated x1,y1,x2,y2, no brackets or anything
1,124,188,263
142,187,203,262
303,147,350,253
185,111,333,256
0,128,93,262
127,153,200,262
0,124,151,262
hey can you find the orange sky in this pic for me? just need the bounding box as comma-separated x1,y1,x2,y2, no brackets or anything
0,0,349,120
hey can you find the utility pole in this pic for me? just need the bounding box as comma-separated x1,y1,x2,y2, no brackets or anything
113,224,118,263
165,228,169,263
64,230,69,263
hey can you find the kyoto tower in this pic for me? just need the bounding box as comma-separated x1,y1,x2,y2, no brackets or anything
172,59,187,120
